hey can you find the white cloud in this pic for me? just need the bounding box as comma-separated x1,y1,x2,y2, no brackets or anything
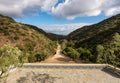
40,23,91,35
0,0,58,17
52,0,120,19
0,0,120,19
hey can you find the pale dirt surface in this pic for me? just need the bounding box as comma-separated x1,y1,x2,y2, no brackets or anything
6,68,120,83
41,44,75,63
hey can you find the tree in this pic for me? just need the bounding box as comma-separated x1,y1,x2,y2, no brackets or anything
96,45,105,63
0,45,23,78
96,33,120,67
77,47,92,62
107,33,120,67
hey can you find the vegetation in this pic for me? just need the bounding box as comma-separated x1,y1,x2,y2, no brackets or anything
0,45,23,78
0,13,58,81
96,33,120,67
62,47,92,62
0,14,57,64
35,50,50,62
67,14,120,49
62,47,79,60
61,39,68,49
77,47,92,62
47,33,65,41
62,14,120,67
96,45,105,63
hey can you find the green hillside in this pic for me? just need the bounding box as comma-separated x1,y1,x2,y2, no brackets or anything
0,14,57,63
62,14,120,66
67,14,120,48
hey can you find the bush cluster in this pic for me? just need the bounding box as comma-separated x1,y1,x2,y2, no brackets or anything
62,47,92,62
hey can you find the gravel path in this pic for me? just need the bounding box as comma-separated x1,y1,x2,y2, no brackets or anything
6,68,120,83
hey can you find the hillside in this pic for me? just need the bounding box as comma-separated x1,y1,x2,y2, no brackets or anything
67,14,120,49
62,14,120,66
0,14,57,62
47,33,65,41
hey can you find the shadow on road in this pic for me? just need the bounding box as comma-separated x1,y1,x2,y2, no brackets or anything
17,72,62,83
101,67,120,78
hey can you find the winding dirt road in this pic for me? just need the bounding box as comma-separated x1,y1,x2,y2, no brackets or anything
41,44,74,63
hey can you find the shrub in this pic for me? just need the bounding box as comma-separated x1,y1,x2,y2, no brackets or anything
14,36,19,40
0,45,23,78
16,44,24,51
35,50,50,62
63,47,79,60
25,41,36,51
3,29,9,36
28,52,36,63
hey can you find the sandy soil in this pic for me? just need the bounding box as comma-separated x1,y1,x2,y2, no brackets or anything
41,44,74,63
6,68,120,83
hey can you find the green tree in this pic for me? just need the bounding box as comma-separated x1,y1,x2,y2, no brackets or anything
96,45,105,63
96,33,120,67
107,33,120,67
77,47,92,62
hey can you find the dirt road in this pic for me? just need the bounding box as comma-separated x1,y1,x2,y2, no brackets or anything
42,44,74,63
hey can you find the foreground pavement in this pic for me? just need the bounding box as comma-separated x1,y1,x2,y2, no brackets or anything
5,63,120,83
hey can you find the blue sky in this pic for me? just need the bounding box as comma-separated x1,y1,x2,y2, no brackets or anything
15,12,107,26
14,12,108,35
0,0,120,35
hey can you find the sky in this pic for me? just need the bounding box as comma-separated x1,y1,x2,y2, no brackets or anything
0,0,120,35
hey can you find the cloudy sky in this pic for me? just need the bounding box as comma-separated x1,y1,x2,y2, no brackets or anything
0,0,120,35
